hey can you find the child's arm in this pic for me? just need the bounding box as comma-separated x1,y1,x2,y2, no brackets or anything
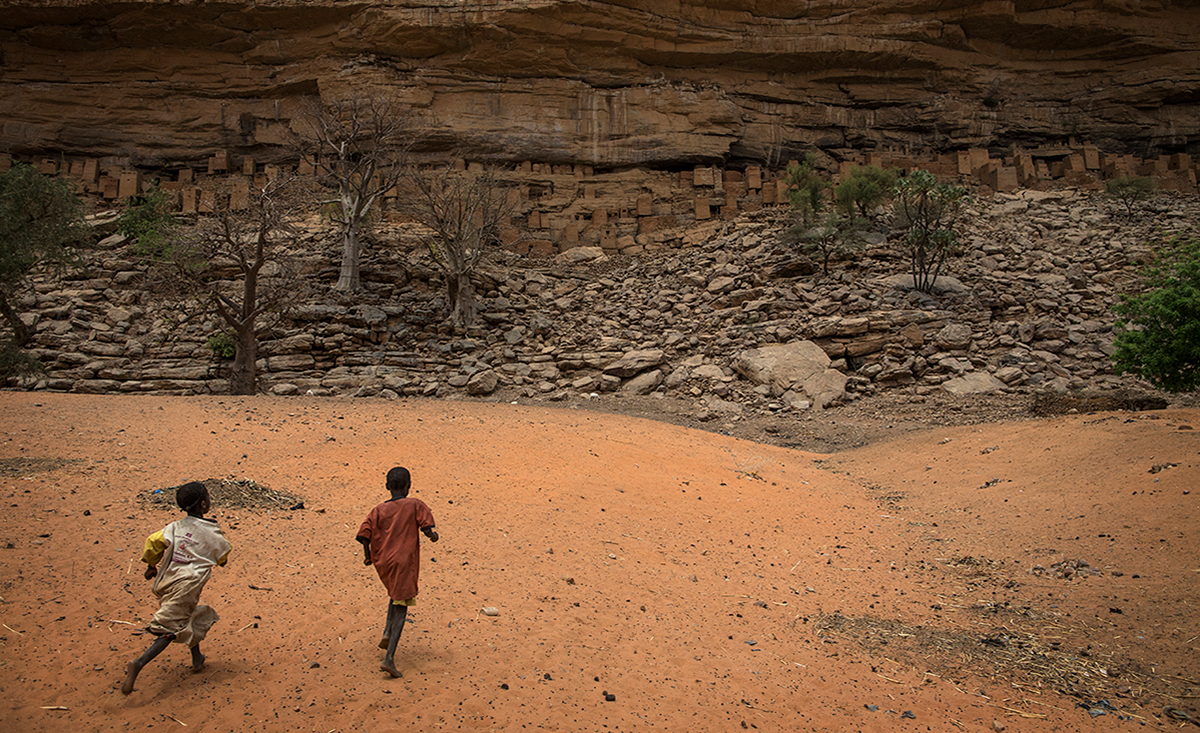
141,530,168,581
422,525,439,543
356,535,372,565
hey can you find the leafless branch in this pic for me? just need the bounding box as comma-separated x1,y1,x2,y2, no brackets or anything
401,162,523,329
294,97,419,290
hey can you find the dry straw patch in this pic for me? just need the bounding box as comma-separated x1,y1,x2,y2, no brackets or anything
0,457,83,476
814,608,1195,723
140,477,302,511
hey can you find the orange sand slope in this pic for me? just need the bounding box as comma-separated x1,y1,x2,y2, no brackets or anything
1,394,1196,732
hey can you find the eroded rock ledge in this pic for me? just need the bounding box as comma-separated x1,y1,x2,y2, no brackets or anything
2,1,1197,166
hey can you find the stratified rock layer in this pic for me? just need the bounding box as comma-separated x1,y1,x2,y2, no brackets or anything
2,1,1198,166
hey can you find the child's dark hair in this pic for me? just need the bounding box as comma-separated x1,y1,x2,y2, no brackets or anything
176,481,209,513
386,467,411,496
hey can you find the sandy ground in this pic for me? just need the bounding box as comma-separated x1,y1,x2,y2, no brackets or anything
1,393,1197,732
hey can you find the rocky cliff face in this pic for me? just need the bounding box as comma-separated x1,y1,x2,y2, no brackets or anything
2,1,1197,167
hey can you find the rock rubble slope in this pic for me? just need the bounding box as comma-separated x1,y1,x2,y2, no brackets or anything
19,189,1200,425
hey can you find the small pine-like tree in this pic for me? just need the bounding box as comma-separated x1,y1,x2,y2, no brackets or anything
783,154,827,225
1112,236,1200,392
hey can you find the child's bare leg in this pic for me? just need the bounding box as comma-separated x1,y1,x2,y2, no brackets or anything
190,643,205,672
380,604,407,678
379,600,391,650
122,633,174,694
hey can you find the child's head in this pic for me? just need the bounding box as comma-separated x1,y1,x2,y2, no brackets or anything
386,467,411,498
176,481,210,515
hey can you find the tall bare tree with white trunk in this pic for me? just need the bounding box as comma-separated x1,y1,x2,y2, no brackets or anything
298,97,414,292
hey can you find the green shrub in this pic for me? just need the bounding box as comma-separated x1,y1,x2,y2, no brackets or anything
781,209,866,276
890,170,966,293
1,163,82,349
783,154,827,225
1112,236,1200,392
117,187,177,258
207,331,237,359
834,164,897,219
0,339,46,384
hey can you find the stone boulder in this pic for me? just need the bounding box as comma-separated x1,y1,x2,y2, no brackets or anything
555,246,607,265
733,341,847,409
934,323,974,351
879,274,968,294
602,349,665,378
621,369,663,395
941,372,1008,395
466,369,500,395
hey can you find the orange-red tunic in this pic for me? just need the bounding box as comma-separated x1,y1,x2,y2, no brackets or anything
357,497,436,601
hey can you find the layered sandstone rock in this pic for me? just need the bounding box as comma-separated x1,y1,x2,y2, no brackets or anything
2,1,1197,167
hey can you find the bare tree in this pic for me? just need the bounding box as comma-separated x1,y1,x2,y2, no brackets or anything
296,97,415,291
404,163,521,330
154,176,308,394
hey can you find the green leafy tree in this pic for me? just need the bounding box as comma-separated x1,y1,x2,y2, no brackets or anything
1,164,82,380
403,163,520,330
116,186,177,258
781,209,866,277
1105,176,1155,219
1112,236,1200,392
783,154,827,225
835,164,898,219
890,169,966,293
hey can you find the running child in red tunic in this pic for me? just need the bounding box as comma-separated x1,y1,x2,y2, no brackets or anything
356,466,439,678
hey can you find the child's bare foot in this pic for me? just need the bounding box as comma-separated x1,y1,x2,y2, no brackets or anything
378,637,388,650
191,652,206,673
380,660,402,678
121,661,141,695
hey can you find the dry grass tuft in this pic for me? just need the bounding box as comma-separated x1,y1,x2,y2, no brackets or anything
140,477,302,511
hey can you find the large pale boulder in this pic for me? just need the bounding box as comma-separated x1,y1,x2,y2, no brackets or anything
941,372,1008,395
621,369,663,395
603,349,665,378
878,274,968,294
555,246,607,265
733,341,847,409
